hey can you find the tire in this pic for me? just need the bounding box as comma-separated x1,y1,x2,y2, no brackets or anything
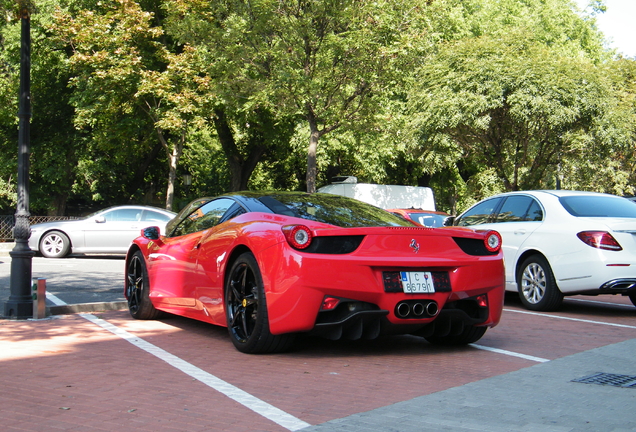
225,252,295,354
40,231,71,258
517,254,563,311
425,325,487,345
126,251,163,320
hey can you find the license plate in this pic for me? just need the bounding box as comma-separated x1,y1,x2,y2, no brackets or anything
400,271,435,293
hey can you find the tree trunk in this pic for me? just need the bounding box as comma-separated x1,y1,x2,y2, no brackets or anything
49,194,68,216
306,109,321,194
214,108,243,191
156,126,185,211
214,108,269,192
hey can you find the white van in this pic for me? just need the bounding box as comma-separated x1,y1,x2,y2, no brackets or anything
317,177,436,210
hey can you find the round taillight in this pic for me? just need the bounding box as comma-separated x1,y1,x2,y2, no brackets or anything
484,230,502,253
282,225,313,250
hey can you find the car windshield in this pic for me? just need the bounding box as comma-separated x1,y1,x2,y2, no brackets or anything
258,193,415,228
407,212,448,227
559,196,636,218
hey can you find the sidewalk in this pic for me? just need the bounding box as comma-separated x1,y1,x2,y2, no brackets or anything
302,337,636,431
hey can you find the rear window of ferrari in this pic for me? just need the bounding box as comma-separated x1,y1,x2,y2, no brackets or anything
258,193,414,228
560,196,636,218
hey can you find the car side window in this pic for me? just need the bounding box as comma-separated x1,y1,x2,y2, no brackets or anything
494,196,543,222
495,196,532,222
103,208,141,221
456,198,500,226
142,210,172,222
525,199,543,221
220,202,246,224
171,198,237,237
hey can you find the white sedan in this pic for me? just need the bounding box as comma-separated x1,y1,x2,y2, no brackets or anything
453,190,636,311
28,205,176,258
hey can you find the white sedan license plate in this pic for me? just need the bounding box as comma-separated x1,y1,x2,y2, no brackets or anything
400,271,435,293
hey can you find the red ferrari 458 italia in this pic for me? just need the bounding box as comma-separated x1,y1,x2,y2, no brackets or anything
125,192,505,354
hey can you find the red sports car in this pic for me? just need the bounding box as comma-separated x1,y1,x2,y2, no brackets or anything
125,192,505,354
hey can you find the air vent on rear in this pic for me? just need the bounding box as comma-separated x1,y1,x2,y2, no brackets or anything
303,235,365,254
453,237,498,256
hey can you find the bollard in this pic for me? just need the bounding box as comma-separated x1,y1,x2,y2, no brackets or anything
31,278,46,319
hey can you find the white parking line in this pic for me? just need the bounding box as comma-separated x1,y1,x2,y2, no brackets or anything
504,308,636,329
46,292,67,306
470,306,636,363
566,298,635,309
46,292,311,432
45,291,633,424
470,344,549,363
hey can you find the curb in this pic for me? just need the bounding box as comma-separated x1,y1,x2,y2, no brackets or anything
48,301,128,316
1,301,128,320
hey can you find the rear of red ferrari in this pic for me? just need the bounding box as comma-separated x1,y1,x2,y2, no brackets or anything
258,225,505,345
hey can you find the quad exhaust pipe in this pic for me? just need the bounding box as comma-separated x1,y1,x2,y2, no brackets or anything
395,300,439,319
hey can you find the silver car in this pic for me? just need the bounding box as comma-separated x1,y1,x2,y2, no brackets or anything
28,205,176,258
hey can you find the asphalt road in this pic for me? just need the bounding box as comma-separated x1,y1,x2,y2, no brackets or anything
0,254,127,312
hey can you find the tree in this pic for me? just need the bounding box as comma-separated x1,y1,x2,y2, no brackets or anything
407,0,631,212
212,106,297,191
52,0,207,210
165,0,433,192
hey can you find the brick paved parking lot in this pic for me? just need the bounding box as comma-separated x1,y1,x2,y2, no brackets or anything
1,257,636,431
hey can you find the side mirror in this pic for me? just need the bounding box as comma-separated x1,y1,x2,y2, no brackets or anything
444,216,455,227
94,215,106,223
142,226,161,240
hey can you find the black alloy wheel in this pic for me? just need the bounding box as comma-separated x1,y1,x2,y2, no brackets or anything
225,252,294,354
126,251,163,320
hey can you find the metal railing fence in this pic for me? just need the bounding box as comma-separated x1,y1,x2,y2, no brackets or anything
0,215,80,241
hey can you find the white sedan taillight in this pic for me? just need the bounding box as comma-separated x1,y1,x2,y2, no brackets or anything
577,231,623,251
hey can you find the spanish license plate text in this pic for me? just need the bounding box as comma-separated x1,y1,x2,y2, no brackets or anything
400,271,435,293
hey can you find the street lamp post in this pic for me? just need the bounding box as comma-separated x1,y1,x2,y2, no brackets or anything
4,4,35,319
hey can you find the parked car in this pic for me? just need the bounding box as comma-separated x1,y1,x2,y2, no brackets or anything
29,205,176,258
388,209,451,227
452,190,636,311
125,191,505,354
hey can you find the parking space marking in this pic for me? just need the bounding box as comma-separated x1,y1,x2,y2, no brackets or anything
43,290,631,428
46,292,311,432
46,292,66,306
504,308,636,329
470,344,549,363
566,298,635,309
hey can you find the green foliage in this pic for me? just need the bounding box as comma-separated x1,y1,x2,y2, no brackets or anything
0,0,635,216
408,0,633,212
50,0,215,210
164,0,435,192
0,176,16,210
